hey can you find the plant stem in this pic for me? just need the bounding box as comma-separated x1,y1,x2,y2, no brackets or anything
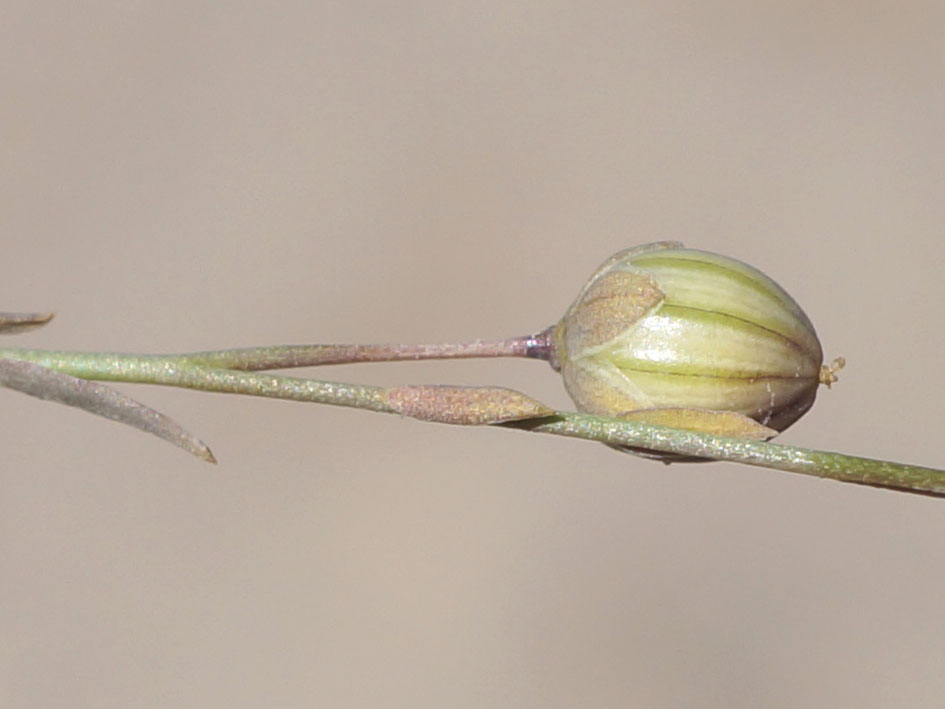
1,346,943,495
0,349,394,411
515,415,945,495
1,330,556,373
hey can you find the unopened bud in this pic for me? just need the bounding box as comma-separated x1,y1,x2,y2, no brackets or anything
549,242,836,458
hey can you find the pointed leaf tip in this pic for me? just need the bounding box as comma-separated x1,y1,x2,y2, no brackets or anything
0,358,216,463
0,312,55,334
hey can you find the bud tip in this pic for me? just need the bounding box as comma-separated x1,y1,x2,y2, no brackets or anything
819,356,846,388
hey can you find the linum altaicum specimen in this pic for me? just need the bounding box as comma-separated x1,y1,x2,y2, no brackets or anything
1,244,942,497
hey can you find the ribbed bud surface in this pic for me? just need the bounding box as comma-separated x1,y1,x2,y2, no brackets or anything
555,242,824,434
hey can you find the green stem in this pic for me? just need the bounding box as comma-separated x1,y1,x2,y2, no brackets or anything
514,415,945,495
0,349,393,412
2,347,943,495
0,334,552,374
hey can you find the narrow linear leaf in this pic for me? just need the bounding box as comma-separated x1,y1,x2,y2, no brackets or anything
0,312,54,334
387,385,556,424
0,358,215,463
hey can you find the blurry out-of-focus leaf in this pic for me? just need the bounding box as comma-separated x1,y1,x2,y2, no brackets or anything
0,312,54,334
0,358,215,463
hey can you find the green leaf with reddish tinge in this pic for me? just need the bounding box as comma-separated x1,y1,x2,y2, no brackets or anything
387,385,556,425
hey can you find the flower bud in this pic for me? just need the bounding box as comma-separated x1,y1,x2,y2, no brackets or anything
551,242,836,457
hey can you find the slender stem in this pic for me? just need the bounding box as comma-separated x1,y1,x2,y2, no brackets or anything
0,350,393,411
2,332,551,373
2,347,943,495
0,326,557,373
513,415,945,495
178,340,535,369
0,328,553,376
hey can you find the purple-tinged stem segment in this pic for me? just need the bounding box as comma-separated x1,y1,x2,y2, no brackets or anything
164,328,557,371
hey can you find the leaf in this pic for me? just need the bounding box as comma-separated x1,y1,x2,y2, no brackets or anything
0,312,54,334
387,385,556,425
0,358,215,463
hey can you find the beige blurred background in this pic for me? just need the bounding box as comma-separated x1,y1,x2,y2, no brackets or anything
3,2,945,707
